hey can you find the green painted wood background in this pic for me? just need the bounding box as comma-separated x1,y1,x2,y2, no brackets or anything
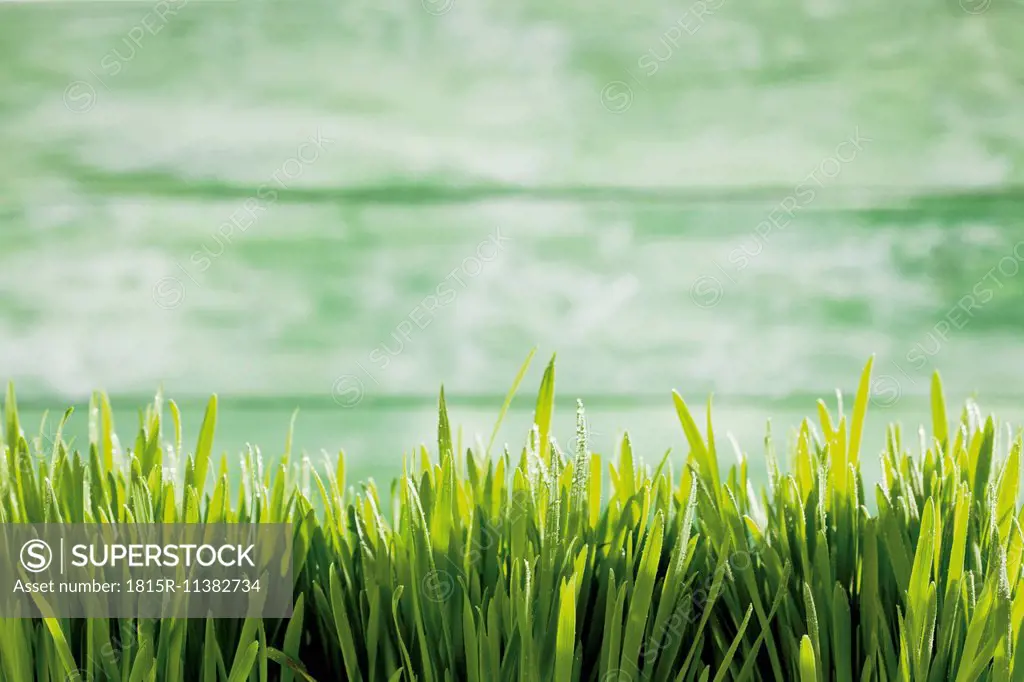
1,0,1023,482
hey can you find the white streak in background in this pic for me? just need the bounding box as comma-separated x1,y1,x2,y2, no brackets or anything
331,227,513,407
563,275,641,344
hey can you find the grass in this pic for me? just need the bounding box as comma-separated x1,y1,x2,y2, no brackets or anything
1,352,1024,681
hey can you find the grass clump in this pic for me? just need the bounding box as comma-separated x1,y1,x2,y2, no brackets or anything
2,353,1024,681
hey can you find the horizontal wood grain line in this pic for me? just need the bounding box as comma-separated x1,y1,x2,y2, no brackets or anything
51,169,1024,209
4,391,991,412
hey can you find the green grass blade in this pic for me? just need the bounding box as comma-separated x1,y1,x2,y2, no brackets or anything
799,636,817,682
533,354,557,465
227,641,261,682
487,347,537,456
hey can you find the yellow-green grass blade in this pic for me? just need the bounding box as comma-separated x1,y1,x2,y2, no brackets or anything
533,355,557,465
998,442,1022,543
847,355,874,484
227,640,261,682
203,616,218,682
617,512,664,676
281,593,306,682
711,604,754,682
734,561,792,682
40,617,77,680
486,347,537,456
799,636,817,682
127,640,154,682
554,575,577,682
931,372,949,450
832,583,852,682
186,394,218,498
330,566,366,681
671,391,721,506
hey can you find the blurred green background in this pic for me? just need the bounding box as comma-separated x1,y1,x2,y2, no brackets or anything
1,0,1023,485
